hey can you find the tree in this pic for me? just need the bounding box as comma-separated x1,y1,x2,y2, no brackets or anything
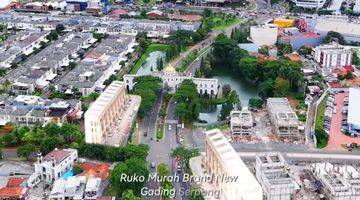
203,8,212,18
2,133,17,146
222,84,231,98
43,123,62,137
248,98,263,108
0,68,6,77
40,137,60,155
110,157,149,195
324,31,346,45
219,101,233,121
121,190,142,200
133,76,162,118
173,80,201,123
315,128,329,148
156,58,164,71
72,164,83,175
69,62,77,70
228,90,240,106
352,52,360,66
170,147,199,165
48,31,59,41
17,143,36,160
140,9,147,18
259,79,275,99
157,163,170,178
123,144,149,160
239,56,260,81
274,77,290,97
55,24,65,33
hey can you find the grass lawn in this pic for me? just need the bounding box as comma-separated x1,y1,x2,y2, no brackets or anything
156,126,164,140
212,17,242,31
315,94,329,148
130,43,171,74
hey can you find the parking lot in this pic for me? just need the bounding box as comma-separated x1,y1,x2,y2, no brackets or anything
325,91,360,150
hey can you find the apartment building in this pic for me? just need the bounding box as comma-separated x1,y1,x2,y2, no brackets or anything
84,81,141,147
0,30,49,69
310,163,360,200
28,148,78,186
230,110,254,137
1,33,93,95
205,129,263,200
267,98,299,139
58,34,136,95
314,43,352,76
255,152,296,200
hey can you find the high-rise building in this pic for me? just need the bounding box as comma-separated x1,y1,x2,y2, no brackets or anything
84,81,141,147
205,129,263,200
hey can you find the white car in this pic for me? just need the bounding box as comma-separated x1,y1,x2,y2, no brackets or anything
168,125,172,131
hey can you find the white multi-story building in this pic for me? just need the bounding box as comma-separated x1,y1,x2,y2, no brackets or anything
267,98,299,139
291,0,325,8
124,66,219,97
230,109,254,137
84,81,141,147
310,163,360,200
314,43,353,76
30,148,78,185
205,129,263,200
256,152,296,200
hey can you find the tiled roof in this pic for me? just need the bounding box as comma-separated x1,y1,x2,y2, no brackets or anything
80,162,110,181
0,187,22,198
44,149,72,163
6,177,25,187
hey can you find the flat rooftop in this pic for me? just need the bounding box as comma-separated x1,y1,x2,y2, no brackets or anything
267,98,299,126
230,110,253,126
348,88,360,127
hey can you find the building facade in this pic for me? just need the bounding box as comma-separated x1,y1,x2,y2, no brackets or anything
256,152,295,200
84,81,141,146
124,68,219,97
230,109,254,137
267,98,299,139
32,148,78,185
291,0,325,8
314,43,352,76
205,129,263,200
310,163,360,200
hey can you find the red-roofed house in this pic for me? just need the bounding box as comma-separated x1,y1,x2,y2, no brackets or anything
109,9,129,18
0,177,28,199
79,162,110,181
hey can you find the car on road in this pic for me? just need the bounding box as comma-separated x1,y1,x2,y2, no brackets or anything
144,132,148,137
177,164,182,172
168,125,172,131
151,162,156,168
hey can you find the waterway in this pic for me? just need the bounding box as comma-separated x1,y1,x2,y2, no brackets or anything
136,51,166,75
199,68,261,123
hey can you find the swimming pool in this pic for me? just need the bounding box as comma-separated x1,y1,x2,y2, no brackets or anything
61,170,74,180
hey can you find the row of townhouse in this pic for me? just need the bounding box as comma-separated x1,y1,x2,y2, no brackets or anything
58,34,136,96
0,94,82,126
0,12,201,38
0,32,93,95
0,30,49,69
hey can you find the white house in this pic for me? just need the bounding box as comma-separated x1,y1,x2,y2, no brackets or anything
32,148,78,184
